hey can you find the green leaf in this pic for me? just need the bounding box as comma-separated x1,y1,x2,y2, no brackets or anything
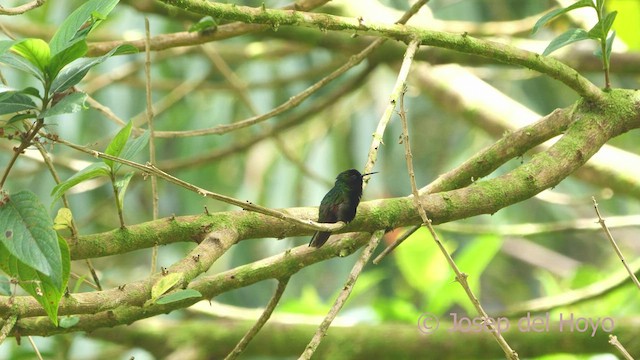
116,129,149,172
50,162,111,204
156,289,202,305
47,40,88,80
49,44,133,94
151,272,183,303
604,30,616,60
0,91,38,116
588,11,617,39
11,39,50,72
59,316,80,328
188,16,218,33
0,190,63,286
104,121,133,170
0,51,46,82
53,208,73,230
542,28,593,56
531,0,594,35
49,0,119,56
6,113,37,126
40,92,88,118
115,172,134,210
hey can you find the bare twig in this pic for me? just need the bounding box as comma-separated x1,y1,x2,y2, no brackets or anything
302,2,429,351
299,230,384,359
43,134,345,234
396,50,518,359
592,197,640,291
145,18,160,276
224,277,290,360
608,335,634,360
27,335,44,360
0,314,17,344
0,0,45,15
504,257,640,316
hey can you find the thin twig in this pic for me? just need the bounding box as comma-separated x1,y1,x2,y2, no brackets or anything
224,277,290,360
608,335,634,360
299,230,384,359
504,257,640,316
396,55,518,359
592,197,640,291
27,336,44,360
0,0,45,15
145,18,160,276
0,314,17,345
43,134,345,234
301,1,430,352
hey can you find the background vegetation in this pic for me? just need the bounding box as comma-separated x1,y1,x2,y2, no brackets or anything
0,0,639,359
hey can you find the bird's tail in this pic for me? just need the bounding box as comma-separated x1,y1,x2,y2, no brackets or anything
309,231,331,248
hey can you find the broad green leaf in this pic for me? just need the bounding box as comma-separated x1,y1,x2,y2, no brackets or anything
0,190,63,285
6,113,37,126
49,44,135,94
116,129,149,172
50,162,111,204
11,39,50,72
531,0,594,35
115,172,134,210
53,208,73,230
588,11,617,40
59,316,80,328
0,52,45,82
151,272,183,303
542,28,593,55
394,228,456,305
47,40,88,79
49,0,119,55
0,91,38,115
188,16,217,33
40,92,88,118
104,121,133,170
156,289,202,305
427,234,502,316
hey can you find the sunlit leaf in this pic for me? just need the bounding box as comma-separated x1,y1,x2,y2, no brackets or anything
11,39,50,72
151,272,183,303
53,208,73,231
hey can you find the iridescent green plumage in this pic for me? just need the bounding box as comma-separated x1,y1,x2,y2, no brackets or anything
309,169,376,248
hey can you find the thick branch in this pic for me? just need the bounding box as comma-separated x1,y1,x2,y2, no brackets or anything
151,0,602,101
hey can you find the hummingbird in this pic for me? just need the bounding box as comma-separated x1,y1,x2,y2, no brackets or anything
308,169,377,248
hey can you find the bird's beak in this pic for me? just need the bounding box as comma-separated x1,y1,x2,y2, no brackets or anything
362,172,378,177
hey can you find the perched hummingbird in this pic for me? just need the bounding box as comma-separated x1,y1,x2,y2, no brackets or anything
308,169,377,248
